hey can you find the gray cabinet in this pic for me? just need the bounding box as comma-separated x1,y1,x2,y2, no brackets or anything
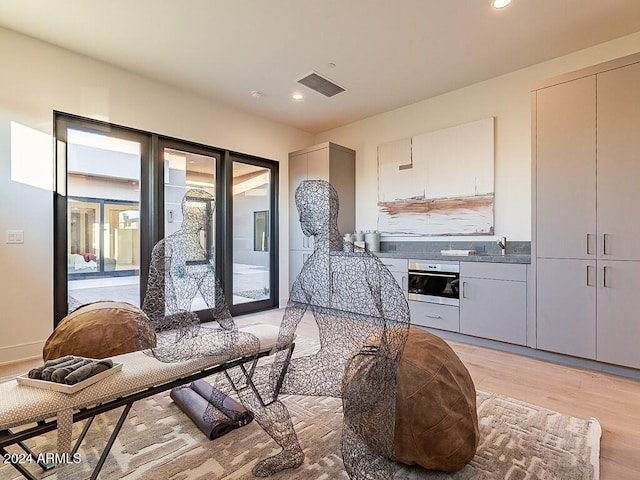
459,263,527,346
409,300,459,332
596,62,640,262
597,260,640,369
595,62,640,368
534,75,597,357
535,76,596,260
536,258,596,359
533,54,640,367
378,258,407,297
288,142,355,291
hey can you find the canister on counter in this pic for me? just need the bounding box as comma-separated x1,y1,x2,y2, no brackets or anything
343,233,354,252
364,231,380,252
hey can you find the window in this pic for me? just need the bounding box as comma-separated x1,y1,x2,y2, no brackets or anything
54,112,278,325
254,211,269,252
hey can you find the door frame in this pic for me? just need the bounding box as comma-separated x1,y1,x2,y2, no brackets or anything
226,153,279,316
54,112,154,326
54,112,279,326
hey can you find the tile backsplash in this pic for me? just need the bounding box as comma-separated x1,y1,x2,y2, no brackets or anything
379,240,530,256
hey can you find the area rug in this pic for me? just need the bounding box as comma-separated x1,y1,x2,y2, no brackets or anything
0,388,600,480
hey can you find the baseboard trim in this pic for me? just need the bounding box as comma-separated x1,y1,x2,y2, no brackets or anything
423,327,640,382
0,341,44,366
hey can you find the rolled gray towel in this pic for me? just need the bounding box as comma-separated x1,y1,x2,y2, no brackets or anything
28,355,76,379
51,359,93,383
40,357,83,381
64,359,114,385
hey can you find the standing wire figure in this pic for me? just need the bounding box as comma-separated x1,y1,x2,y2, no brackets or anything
141,189,304,477
267,179,411,479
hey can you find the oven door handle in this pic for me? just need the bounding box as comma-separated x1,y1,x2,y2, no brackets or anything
408,271,458,278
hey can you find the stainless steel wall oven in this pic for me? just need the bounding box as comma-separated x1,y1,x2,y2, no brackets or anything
407,262,460,306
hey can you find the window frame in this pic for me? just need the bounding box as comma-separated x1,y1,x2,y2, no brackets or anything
53,112,279,326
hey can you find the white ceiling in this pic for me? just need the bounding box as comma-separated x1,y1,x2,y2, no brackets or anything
2,0,640,133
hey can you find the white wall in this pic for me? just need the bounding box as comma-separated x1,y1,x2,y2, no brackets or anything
315,31,640,242
0,27,314,364
3,25,640,365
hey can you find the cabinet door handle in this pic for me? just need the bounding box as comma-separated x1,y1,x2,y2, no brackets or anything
586,233,592,255
603,234,609,256
401,275,407,291
603,266,609,288
425,314,442,319
462,281,468,298
586,265,592,286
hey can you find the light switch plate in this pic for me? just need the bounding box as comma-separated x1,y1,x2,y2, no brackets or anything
6,230,24,244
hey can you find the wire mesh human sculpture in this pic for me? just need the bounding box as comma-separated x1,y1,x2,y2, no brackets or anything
141,189,304,477
269,179,411,479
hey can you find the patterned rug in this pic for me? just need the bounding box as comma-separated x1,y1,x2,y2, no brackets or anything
1,335,600,480
0,390,600,480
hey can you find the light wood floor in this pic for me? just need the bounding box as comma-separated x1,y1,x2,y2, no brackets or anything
2,308,639,479
450,340,640,480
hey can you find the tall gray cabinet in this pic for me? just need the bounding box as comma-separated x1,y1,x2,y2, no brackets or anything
533,53,640,369
288,142,355,291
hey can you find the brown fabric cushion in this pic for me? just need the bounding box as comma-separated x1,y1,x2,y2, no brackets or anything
392,326,479,471
43,301,156,361
342,326,479,472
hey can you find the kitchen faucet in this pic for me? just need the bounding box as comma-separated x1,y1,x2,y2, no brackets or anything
496,237,507,255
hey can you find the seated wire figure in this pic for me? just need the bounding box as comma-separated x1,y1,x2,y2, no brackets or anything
141,189,303,477
270,180,411,479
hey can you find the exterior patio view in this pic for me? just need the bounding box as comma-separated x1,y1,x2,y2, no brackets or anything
66,129,271,313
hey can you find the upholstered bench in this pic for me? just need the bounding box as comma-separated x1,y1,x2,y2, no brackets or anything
0,323,293,480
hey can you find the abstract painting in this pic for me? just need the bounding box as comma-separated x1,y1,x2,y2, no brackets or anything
377,118,494,236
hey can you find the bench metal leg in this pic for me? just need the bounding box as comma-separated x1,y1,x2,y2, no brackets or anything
0,446,39,480
17,441,55,471
90,403,132,480
72,416,95,456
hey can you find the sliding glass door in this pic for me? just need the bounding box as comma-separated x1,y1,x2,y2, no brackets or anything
55,115,150,323
228,156,278,315
161,140,221,316
55,113,278,326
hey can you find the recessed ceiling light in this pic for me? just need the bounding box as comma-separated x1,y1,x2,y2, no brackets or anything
493,0,511,8
292,93,304,101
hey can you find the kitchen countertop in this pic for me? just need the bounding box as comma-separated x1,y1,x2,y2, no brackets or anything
375,251,530,264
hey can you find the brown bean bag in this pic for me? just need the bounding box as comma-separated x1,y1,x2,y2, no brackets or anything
43,301,156,361
342,326,479,472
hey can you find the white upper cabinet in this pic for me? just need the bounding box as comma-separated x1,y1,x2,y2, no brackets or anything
597,62,640,261
535,76,596,260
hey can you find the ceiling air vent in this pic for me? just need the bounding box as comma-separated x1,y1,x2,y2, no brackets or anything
297,71,346,97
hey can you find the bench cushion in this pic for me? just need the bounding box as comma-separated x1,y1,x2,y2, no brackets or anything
1,323,281,433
